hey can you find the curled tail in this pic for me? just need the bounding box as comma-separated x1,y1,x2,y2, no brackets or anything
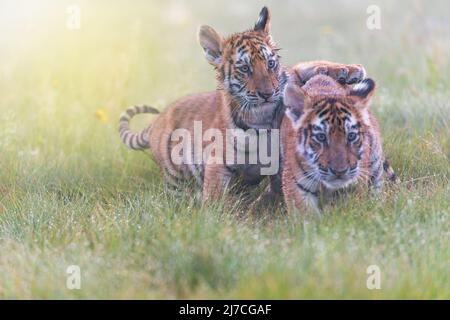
383,159,400,183
119,105,159,150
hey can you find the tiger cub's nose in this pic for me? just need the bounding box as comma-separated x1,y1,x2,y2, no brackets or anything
330,167,348,178
258,91,273,101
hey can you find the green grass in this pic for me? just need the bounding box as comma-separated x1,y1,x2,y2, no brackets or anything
0,0,449,299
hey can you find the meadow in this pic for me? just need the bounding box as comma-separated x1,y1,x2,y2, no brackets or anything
0,0,448,298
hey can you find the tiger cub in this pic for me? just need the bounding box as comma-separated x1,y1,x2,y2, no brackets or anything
119,7,367,202
281,75,398,214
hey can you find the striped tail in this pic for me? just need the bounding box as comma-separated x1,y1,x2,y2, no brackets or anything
383,159,400,183
119,105,159,150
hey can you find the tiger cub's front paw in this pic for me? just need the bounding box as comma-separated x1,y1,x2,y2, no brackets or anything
292,61,366,85
343,64,366,84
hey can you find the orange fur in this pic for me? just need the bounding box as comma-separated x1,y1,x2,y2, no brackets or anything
281,75,390,214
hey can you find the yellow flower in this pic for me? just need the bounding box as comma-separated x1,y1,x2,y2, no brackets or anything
95,109,108,123
320,25,333,35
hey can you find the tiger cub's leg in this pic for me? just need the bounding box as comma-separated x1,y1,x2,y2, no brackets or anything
249,169,284,214
367,159,399,200
282,169,321,215
284,187,320,216
369,156,384,194
202,164,233,203
383,159,400,184
368,156,400,196
292,60,366,85
163,167,203,202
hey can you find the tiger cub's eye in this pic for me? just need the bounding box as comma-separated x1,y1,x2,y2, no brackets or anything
315,133,327,142
239,65,250,73
268,60,276,69
347,132,358,142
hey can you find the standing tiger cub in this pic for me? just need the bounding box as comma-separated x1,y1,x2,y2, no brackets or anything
281,75,398,214
119,7,367,202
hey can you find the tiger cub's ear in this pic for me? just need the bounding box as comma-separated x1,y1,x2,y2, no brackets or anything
348,78,376,107
254,6,271,34
198,25,223,66
283,82,311,125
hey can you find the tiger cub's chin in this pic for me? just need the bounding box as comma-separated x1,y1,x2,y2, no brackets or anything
321,177,357,191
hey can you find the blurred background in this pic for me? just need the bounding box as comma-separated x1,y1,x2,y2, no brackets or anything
1,0,448,124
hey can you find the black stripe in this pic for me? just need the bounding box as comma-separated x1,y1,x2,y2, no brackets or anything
339,107,351,115
122,131,130,142
296,181,319,197
388,173,398,182
136,134,147,148
130,135,138,149
165,169,183,185
313,99,329,110
237,45,247,54
318,108,330,118
383,160,398,181
302,128,309,141
228,59,233,71
383,160,390,171
225,165,237,174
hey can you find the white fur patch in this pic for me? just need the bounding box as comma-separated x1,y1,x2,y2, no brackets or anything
360,108,372,126
205,50,222,65
353,81,369,93
286,109,302,129
304,193,320,215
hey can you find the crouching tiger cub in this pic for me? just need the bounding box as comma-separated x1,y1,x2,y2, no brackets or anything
119,7,366,202
281,75,398,214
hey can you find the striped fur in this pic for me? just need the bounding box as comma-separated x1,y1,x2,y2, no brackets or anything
119,105,159,150
281,75,398,214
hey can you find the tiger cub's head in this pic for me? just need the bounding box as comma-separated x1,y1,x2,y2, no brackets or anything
283,75,376,190
198,7,284,127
